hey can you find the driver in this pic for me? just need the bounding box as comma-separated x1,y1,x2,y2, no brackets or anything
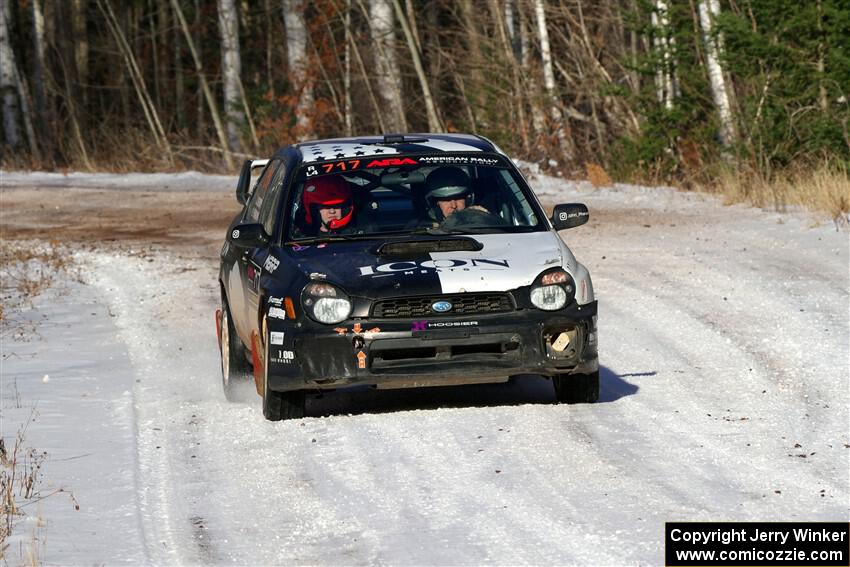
424,166,505,229
299,175,355,235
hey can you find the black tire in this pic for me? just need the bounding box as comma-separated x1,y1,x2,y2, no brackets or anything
553,370,600,404
220,298,252,402
261,322,305,421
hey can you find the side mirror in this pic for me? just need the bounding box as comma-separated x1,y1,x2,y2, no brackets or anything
235,159,252,205
551,203,589,230
228,223,269,248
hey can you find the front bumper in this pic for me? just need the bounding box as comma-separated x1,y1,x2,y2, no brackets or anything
266,301,598,392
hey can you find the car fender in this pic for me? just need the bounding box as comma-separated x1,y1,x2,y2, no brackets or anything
553,231,594,304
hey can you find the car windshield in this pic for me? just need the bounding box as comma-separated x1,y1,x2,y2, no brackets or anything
284,155,543,241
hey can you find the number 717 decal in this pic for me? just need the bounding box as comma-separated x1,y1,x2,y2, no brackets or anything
321,160,360,173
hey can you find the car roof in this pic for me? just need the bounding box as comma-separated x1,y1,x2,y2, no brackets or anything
281,133,499,164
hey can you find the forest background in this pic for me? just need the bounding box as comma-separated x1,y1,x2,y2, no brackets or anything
0,0,847,218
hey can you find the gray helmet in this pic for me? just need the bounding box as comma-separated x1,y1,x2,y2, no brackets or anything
425,167,472,219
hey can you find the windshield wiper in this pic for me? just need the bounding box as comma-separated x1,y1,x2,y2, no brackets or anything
286,233,367,244
436,226,519,234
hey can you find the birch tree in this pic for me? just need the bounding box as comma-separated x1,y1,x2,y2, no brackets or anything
651,0,678,110
283,0,314,139
0,0,21,148
218,0,245,151
368,0,406,133
533,0,574,161
30,0,50,144
698,0,736,150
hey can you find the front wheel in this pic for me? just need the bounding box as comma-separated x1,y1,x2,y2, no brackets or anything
220,299,252,402
261,322,305,421
553,370,599,404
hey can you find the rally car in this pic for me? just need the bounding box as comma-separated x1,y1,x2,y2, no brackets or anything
216,133,598,420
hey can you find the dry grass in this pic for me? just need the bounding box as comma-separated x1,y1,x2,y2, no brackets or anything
0,127,241,173
705,161,850,226
585,162,613,188
0,412,78,563
0,240,78,336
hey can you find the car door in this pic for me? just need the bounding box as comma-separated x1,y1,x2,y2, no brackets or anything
228,160,281,345
236,160,288,343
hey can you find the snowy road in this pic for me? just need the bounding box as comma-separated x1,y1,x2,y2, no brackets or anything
2,173,848,564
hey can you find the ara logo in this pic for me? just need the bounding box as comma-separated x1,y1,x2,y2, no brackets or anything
366,157,418,168
431,301,453,313
358,258,509,276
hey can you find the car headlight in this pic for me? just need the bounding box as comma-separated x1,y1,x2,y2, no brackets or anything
530,270,574,311
301,282,352,324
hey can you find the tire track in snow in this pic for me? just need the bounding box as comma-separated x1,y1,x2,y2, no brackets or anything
84,250,225,565
595,273,848,517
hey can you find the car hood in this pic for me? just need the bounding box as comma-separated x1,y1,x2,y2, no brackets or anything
281,231,566,298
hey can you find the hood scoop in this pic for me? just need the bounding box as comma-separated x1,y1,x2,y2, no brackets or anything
376,237,483,256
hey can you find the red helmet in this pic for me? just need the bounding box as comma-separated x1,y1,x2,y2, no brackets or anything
302,175,354,229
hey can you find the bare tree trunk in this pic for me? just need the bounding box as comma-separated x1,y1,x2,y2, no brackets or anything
504,0,519,56
816,0,828,112
343,0,352,136
171,0,234,168
490,0,528,153
30,0,50,146
349,18,387,133
264,0,274,91
308,25,345,129
628,0,640,95
157,0,170,117
404,0,422,55
0,0,21,149
148,0,162,113
56,49,91,168
237,77,260,152
367,0,407,132
71,0,89,111
218,0,245,151
97,0,172,160
698,0,736,150
173,1,185,130
534,0,574,162
459,1,485,131
13,62,39,158
519,5,544,137
193,0,205,138
283,0,314,139
392,0,441,132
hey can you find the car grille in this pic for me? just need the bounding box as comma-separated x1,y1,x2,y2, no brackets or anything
372,293,514,318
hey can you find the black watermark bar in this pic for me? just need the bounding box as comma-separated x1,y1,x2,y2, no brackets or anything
666,522,849,566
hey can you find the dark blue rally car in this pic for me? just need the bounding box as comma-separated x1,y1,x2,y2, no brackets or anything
216,134,598,420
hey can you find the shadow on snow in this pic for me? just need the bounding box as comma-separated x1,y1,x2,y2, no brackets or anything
295,366,644,418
